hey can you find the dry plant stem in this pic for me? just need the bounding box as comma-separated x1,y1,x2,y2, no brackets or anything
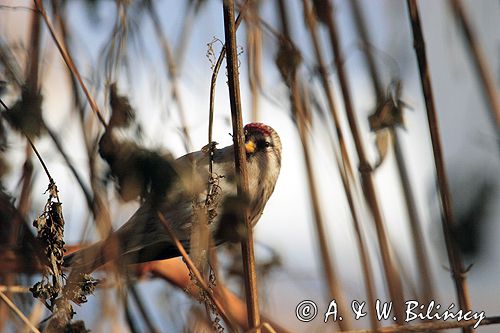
406,2,472,331
349,0,384,101
319,0,406,323
302,0,378,329
0,286,30,293
342,316,500,333
391,127,435,305
147,0,192,152
34,0,107,128
156,213,239,332
0,100,53,183
208,6,245,144
349,0,435,306
275,1,348,331
223,1,261,331
294,85,347,332
450,0,500,129
0,290,41,333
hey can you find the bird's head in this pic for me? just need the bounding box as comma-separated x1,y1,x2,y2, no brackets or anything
243,123,282,224
244,123,282,163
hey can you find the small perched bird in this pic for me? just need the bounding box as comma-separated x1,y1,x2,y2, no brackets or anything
64,123,282,272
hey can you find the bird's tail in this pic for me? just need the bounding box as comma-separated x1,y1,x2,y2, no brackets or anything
63,241,107,274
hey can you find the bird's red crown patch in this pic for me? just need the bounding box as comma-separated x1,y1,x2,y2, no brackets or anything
244,123,272,137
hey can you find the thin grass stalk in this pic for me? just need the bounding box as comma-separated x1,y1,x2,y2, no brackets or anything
317,0,406,322
0,290,41,333
449,0,500,129
156,212,239,332
146,0,192,152
349,0,436,306
405,4,472,333
275,1,348,330
301,0,378,329
34,0,107,128
223,1,261,330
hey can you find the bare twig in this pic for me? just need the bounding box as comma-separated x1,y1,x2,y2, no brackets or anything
223,1,261,331
406,4,472,333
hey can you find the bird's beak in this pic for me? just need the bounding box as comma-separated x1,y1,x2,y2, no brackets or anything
245,139,256,154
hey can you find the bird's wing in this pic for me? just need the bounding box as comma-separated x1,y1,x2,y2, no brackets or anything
111,145,237,262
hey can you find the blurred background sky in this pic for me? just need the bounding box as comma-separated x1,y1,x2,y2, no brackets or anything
1,0,499,332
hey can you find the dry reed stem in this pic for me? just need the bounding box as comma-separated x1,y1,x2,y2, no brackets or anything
0,286,30,293
223,1,261,331
0,290,41,333
275,1,349,330
406,4,472,332
349,0,435,306
156,212,239,332
318,0,406,323
34,0,107,128
449,0,500,129
302,0,378,329
208,2,247,144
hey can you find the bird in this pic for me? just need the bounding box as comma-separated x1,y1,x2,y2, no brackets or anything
63,123,282,273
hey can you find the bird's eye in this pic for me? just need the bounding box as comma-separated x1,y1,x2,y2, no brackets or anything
264,141,271,148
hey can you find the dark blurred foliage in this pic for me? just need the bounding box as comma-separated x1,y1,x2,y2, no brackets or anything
0,189,43,272
4,84,44,138
99,83,178,202
452,180,496,258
